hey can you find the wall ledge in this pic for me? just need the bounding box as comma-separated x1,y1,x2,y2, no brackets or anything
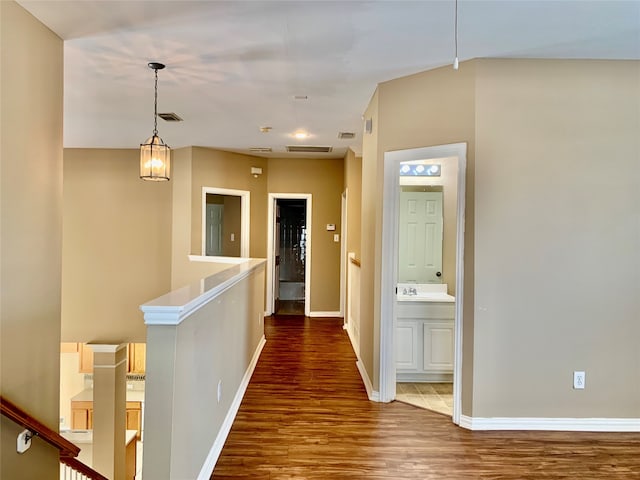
459,415,640,432
140,259,265,325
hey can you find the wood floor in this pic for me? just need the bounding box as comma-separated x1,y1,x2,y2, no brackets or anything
212,316,640,479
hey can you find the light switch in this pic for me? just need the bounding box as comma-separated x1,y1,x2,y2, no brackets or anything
334,234,340,242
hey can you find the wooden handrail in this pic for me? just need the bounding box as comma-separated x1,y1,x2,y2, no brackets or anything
60,455,109,480
0,395,80,457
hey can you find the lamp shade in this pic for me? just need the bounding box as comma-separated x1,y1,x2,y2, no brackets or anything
140,134,170,181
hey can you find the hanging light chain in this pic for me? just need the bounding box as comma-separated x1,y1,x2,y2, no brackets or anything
153,67,159,136
453,0,459,70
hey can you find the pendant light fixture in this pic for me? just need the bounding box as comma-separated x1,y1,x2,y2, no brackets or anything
140,62,170,181
453,0,459,70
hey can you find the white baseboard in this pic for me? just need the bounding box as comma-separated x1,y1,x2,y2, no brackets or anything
460,415,640,432
197,335,267,480
356,359,380,402
308,311,343,318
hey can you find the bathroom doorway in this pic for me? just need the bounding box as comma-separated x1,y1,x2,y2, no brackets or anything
379,143,467,426
267,193,312,317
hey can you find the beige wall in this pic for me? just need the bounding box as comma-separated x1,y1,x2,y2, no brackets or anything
361,64,477,406
363,58,640,420
268,157,344,313
344,148,362,260
472,59,640,417
360,89,380,386
62,149,172,342
0,2,63,478
190,147,268,258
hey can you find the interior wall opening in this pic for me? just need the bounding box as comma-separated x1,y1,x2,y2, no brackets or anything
274,199,307,316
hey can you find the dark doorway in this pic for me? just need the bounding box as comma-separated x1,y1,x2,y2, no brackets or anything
275,199,306,315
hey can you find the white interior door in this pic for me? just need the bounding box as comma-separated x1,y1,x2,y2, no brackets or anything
398,191,443,283
205,204,224,256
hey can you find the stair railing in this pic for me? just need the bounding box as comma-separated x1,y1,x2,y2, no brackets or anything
1,395,108,480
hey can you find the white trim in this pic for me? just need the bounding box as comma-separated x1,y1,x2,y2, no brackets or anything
459,415,640,432
308,311,342,318
339,190,347,319
87,343,127,353
197,335,267,480
188,254,248,264
141,259,266,325
343,323,358,357
380,143,467,425
201,187,250,259
266,193,312,317
92,359,127,369
356,359,380,402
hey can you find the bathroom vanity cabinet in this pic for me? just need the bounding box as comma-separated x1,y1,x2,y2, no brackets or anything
396,301,454,382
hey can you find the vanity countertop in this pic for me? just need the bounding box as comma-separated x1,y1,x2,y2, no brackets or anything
71,388,145,403
397,292,455,303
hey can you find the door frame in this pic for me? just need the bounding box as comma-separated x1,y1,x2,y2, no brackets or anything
340,189,348,320
266,193,312,316
201,187,250,258
379,142,467,426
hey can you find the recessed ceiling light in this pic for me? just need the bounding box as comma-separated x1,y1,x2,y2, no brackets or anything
294,131,308,140
293,95,308,100
259,126,272,133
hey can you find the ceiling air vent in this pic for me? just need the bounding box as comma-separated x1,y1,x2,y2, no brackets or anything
286,145,333,153
338,132,356,139
158,112,183,122
249,147,273,153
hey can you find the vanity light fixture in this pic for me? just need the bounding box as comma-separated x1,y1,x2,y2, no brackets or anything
140,62,170,181
399,163,441,177
251,167,263,178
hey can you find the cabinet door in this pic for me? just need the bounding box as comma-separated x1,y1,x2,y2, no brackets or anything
78,343,94,373
128,343,146,374
71,408,89,430
423,322,454,372
395,320,419,370
126,402,142,439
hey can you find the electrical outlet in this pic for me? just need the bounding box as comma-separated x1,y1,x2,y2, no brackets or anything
573,371,585,389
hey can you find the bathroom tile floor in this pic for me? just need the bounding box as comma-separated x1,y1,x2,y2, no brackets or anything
395,382,453,416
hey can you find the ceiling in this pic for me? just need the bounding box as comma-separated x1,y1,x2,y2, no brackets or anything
17,0,640,159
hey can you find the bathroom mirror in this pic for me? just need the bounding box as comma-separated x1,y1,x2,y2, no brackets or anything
201,187,250,258
397,157,458,285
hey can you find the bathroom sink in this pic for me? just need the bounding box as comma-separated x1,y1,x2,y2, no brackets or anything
396,283,455,302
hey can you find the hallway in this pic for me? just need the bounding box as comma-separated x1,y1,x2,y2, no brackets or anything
212,316,640,479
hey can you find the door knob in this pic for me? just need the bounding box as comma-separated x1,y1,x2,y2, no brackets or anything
436,271,442,277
